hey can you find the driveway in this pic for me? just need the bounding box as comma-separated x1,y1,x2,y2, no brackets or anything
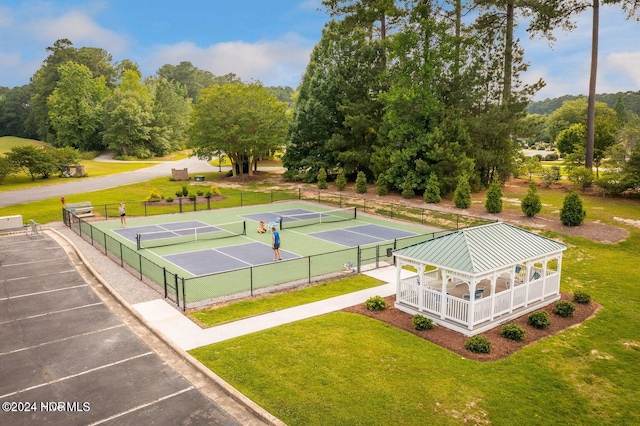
0,156,218,207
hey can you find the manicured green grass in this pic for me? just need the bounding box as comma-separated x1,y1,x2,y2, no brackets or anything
0,136,49,154
189,275,384,327
191,229,640,425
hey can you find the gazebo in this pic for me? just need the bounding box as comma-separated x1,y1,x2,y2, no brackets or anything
392,222,567,336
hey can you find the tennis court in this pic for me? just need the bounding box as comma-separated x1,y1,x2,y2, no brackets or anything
89,201,441,306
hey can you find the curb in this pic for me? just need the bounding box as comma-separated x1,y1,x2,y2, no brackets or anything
47,228,285,426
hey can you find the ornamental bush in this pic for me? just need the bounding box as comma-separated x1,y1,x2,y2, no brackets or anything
501,323,526,342
317,168,328,189
181,185,189,197
401,174,415,199
485,180,503,213
413,314,434,330
453,175,471,209
375,174,388,196
560,192,586,226
423,173,441,203
355,171,368,194
335,169,347,191
553,300,576,317
573,290,591,304
465,335,492,353
146,188,162,201
210,184,222,196
521,181,542,217
365,295,388,311
527,310,551,330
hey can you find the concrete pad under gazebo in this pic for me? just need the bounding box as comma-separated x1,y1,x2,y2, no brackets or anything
392,222,567,336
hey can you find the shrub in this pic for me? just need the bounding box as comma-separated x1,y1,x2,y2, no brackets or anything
453,175,471,208
527,310,551,330
485,180,503,213
196,190,204,196
573,290,591,304
317,168,328,189
375,174,388,196
175,190,183,198
355,171,368,194
521,181,542,217
501,324,526,342
335,169,347,191
553,300,576,317
540,166,561,187
560,192,586,226
413,314,434,330
210,184,222,196
365,295,387,311
568,167,594,190
465,335,492,353
188,194,196,201
544,152,559,161
401,174,415,199
146,188,162,201
423,173,441,203
165,197,174,203
181,185,189,197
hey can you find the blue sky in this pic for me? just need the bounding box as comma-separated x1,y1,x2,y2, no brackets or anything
0,0,638,101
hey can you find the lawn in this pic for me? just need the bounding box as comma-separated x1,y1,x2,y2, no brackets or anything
189,188,640,425
2,159,639,424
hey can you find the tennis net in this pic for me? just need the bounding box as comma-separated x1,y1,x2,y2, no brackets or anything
136,221,246,249
279,207,357,230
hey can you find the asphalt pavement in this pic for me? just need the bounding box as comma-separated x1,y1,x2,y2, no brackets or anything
0,156,219,207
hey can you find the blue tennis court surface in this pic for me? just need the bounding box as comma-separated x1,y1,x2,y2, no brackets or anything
113,220,212,243
241,208,315,224
163,242,299,276
308,224,416,247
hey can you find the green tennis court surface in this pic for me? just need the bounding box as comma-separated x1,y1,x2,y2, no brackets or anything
91,201,442,305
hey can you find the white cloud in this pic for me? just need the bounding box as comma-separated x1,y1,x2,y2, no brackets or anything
28,10,128,55
145,33,314,88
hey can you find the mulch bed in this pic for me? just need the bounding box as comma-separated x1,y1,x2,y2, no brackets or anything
343,293,600,362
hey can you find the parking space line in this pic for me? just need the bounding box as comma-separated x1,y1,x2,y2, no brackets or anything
0,257,69,267
0,324,125,357
0,284,88,301
0,302,103,326
0,351,154,399
88,387,195,425
3,269,77,281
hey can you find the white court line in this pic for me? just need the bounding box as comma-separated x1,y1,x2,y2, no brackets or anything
0,302,103,326
88,386,195,425
0,352,153,399
0,324,125,357
0,284,89,301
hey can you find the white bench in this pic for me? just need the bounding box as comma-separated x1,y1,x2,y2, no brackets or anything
66,201,94,218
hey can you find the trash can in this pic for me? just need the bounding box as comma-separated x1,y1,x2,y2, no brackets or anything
195,175,205,182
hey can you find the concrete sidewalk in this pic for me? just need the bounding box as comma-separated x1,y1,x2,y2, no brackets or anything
132,267,400,351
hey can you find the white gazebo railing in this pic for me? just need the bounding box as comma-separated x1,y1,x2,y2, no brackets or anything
396,268,563,335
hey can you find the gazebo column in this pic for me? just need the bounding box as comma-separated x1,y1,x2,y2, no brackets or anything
524,262,532,307
439,272,448,320
541,256,548,299
489,275,497,321
417,262,424,312
467,278,476,330
509,266,516,313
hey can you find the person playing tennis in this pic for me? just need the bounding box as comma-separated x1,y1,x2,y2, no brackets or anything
272,226,282,261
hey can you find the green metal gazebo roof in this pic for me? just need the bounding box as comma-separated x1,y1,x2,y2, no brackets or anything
393,222,566,275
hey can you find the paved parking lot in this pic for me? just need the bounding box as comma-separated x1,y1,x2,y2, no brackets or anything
0,233,264,425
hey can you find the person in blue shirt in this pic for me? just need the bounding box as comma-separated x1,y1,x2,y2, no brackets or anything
272,227,282,261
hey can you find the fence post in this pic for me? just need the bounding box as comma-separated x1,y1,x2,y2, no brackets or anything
175,274,180,308
271,191,273,204
376,245,379,269
181,277,186,311
241,193,243,207
179,197,183,213
308,256,312,283
250,267,254,296
144,201,147,216
104,233,107,255
298,187,301,199
357,246,361,273
163,267,168,298
119,242,123,267
138,253,143,280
